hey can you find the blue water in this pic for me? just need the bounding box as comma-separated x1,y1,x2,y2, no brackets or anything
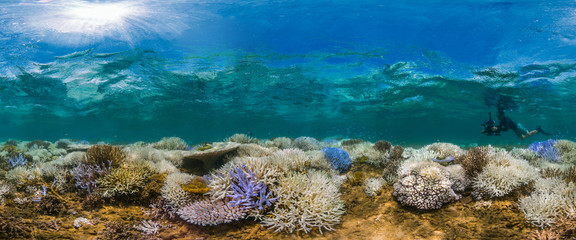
1,0,575,146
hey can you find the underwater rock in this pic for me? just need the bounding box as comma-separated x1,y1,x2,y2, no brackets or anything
182,142,240,175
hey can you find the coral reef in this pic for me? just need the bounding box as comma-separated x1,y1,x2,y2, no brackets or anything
424,142,465,159
373,140,392,153
294,136,323,151
262,170,345,234
529,139,561,162
518,177,576,227
393,162,465,210
177,197,248,226
555,139,576,164
85,144,126,168
364,177,386,196
457,146,490,178
472,150,539,199
98,162,153,198
153,137,188,150
227,165,275,210
226,133,259,144
322,147,352,173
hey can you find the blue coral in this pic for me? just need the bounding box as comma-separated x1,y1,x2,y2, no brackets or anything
227,165,275,210
322,147,351,173
8,153,27,168
528,139,561,162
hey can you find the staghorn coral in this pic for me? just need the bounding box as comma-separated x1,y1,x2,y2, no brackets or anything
322,147,351,173
457,146,490,178
177,197,248,226
85,144,126,168
227,165,275,210
473,150,539,199
382,145,405,183
393,161,463,210
261,170,345,234
152,137,188,150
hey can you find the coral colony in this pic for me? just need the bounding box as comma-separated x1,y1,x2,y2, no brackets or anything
0,136,575,239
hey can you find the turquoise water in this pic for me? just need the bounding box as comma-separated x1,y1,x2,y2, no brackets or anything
1,0,575,146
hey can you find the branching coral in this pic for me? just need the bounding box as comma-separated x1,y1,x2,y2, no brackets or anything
177,197,248,226
473,150,539,199
227,165,275,210
518,177,576,227
261,170,345,234
153,137,188,150
555,139,576,164
73,161,110,194
529,139,561,162
373,140,392,153
85,144,126,168
457,146,490,178
294,136,323,151
424,142,465,159
364,177,386,196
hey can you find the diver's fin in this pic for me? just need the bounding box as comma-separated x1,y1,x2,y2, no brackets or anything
537,126,551,135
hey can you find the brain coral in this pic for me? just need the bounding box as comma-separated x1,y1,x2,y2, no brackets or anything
393,162,463,210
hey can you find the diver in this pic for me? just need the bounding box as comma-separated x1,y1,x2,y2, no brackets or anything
482,104,551,140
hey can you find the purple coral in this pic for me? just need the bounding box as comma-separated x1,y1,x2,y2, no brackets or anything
528,139,561,162
73,161,111,194
227,165,275,210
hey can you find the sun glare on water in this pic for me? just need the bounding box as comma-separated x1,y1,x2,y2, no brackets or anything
62,2,139,33
15,0,189,46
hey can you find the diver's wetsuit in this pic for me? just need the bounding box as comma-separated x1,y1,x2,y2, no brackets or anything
497,109,529,138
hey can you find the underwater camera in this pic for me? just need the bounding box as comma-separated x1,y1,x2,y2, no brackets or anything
482,112,499,136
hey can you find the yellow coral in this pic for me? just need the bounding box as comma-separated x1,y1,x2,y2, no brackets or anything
182,176,211,194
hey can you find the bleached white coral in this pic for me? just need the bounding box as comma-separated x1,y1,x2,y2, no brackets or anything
294,136,323,151
401,147,439,166
424,142,465,159
272,137,294,149
5,166,37,185
261,170,345,234
161,172,194,208
73,217,92,228
235,144,273,157
393,162,462,210
226,133,258,144
347,142,383,165
0,182,12,205
268,148,308,172
473,150,539,198
364,177,386,196
518,177,576,227
153,137,188,150
134,220,161,235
